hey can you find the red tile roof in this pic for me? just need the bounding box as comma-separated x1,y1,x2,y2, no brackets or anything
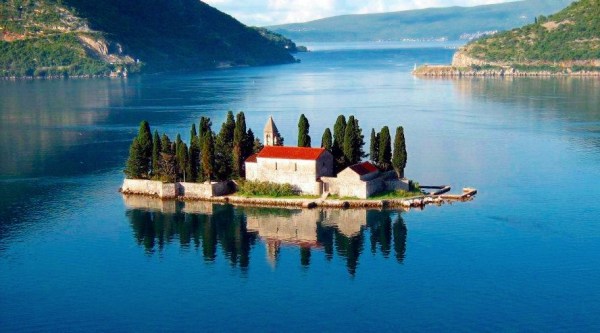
348,161,379,176
257,146,327,161
245,153,258,163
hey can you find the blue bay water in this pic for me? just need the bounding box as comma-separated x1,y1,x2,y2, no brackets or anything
1,42,599,331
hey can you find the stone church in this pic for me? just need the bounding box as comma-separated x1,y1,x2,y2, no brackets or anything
245,117,334,195
245,117,408,198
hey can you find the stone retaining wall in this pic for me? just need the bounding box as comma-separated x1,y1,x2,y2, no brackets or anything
121,179,232,199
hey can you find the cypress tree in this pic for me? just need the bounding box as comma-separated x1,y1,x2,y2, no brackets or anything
124,120,152,179
160,133,172,154
215,115,235,180
233,112,247,178
202,132,215,181
138,121,153,168
297,114,311,147
222,111,236,149
321,128,332,151
352,117,366,160
343,116,359,166
214,135,232,181
332,115,347,171
124,138,144,179
370,129,379,165
198,116,212,148
246,128,257,155
176,141,189,182
392,126,407,178
378,126,392,171
151,130,161,178
189,124,200,182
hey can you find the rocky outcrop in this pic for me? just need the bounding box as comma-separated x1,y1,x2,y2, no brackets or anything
451,50,490,67
78,34,135,65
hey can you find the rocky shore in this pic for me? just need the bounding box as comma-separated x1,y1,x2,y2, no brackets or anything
121,190,477,211
413,50,600,77
413,65,600,77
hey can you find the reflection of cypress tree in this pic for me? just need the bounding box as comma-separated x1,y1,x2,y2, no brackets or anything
212,205,257,269
189,214,203,249
127,209,156,253
201,215,217,262
393,215,408,263
300,247,311,267
335,232,364,276
366,211,392,257
178,213,192,247
316,221,335,260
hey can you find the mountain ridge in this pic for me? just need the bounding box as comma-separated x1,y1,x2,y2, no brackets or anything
0,0,297,78
269,0,574,42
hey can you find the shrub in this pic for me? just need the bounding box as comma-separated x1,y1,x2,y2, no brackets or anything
237,180,298,197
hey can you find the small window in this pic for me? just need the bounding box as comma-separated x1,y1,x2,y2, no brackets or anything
275,162,278,170
295,163,297,171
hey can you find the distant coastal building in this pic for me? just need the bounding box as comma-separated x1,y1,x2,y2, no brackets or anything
246,116,408,198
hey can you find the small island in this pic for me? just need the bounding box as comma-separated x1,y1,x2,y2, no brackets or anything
414,0,600,77
120,112,476,210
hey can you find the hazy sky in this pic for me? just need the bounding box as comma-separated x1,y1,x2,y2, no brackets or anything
203,0,518,26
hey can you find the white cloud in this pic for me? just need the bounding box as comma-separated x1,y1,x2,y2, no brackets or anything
202,0,517,26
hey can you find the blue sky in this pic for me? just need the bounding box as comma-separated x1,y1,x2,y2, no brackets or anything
203,0,518,26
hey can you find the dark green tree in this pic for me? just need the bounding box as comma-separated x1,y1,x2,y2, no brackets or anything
189,124,200,182
233,112,247,178
124,138,144,179
246,128,257,155
201,132,215,181
214,135,232,181
370,128,379,165
332,115,347,171
124,120,152,179
352,117,367,160
392,126,407,178
152,130,161,177
176,141,189,182
161,133,172,154
222,111,236,148
297,114,311,147
252,136,264,154
378,126,392,171
321,128,332,151
343,116,359,166
198,116,212,147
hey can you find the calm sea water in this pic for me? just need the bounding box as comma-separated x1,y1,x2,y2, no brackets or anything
1,42,599,332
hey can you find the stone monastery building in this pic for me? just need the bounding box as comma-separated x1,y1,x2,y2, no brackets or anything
245,117,408,198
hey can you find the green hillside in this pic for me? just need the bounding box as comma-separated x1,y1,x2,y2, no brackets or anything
463,0,599,63
0,0,296,78
269,0,573,42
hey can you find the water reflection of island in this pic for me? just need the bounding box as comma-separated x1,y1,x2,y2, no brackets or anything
124,195,407,275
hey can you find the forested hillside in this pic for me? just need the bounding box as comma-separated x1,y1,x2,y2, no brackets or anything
462,0,599,64
0,0,297,78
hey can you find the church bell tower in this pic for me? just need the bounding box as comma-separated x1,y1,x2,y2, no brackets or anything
264,116,282,146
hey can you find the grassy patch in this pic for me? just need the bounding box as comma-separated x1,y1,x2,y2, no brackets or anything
369,190,423,200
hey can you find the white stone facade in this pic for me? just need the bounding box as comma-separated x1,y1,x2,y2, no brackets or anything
322,164,409,199
245,150,334,195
